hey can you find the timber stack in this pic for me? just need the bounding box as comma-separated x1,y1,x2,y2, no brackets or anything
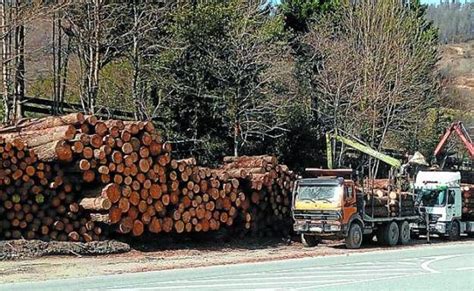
363,179,416,218
0,113,294,241
462,184,474,219
221,155,295,237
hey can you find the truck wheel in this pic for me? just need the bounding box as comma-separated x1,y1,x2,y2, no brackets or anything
383,221,399,247
448,221,460,241
345,223,363,249
301,234,319,247
398,221,411,245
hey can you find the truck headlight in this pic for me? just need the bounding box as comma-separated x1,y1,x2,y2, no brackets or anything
323,224,340,231
310,226,323,232
330,225,341,231
435,223,445,232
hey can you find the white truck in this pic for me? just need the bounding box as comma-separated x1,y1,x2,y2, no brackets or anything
412,171,474,239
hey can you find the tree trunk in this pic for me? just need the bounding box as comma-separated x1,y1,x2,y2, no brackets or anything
60,33,71,109
132,3,143,120
14,16,24,119
1,0,10,122
233,121,239,157
90,0,101,114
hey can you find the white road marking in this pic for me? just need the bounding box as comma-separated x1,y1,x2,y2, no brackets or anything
157,265,417,282
108,253,469,290
109,268,418,289
115,271,412,287
296,272,427,290
110,256,439,290
120,279,352,290
420,255,460,274
273,268,413,273
396,261,418,265
455,267,474,271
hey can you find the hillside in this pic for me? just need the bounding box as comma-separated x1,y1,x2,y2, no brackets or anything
438,40,474,127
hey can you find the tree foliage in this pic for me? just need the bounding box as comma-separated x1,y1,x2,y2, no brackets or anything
153,1,294,163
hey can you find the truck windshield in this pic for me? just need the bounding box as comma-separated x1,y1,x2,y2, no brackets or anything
297,185,341,203
417,189,447,207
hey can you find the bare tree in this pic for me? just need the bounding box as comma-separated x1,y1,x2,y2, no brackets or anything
1,0,28,122
12,0,24,120
52,2,72,115
62,1,130,114
0,1,64,122
1,0,9,122
204,1,293,156
302,0,439,177
125,1,171,121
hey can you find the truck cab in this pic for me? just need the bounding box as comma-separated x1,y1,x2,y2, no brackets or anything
292,169,363,248
413,171,472,239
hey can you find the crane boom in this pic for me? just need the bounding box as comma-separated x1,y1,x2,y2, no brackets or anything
326,131,402,169
433,121,474,159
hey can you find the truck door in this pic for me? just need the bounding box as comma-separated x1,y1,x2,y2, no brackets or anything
446,189,459,221
453,189,462,219
343,184,357,224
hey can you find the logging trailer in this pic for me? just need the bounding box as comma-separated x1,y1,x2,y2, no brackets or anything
292,130,423,249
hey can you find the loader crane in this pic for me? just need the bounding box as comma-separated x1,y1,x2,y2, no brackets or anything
433,121,474,160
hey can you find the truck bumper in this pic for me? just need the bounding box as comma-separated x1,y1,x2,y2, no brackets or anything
410,222,447,235
430,222,447,234
293,220,343,236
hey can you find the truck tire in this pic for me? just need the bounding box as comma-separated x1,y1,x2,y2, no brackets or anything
398,221,411,245
383,221,399,246
301,234,319,247
448,221,460,241
345,223,363,249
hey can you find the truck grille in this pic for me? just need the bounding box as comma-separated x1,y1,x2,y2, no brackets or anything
293,210,341,220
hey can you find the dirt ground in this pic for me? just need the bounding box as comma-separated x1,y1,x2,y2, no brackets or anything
1,235,473,284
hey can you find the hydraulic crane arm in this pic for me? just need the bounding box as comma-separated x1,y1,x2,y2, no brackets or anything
433,121,474,159
326,130,402,170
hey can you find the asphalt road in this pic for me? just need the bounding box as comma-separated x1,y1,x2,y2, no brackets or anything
2,242,474,291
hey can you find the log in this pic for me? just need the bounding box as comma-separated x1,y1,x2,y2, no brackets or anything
89,213,111,224
31,140,73,162
0,113,85,133
79,197,112,211
132,220,144,236
0,125,76,147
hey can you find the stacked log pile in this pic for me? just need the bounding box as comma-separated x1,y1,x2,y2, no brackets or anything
221,156,295,237
0,113,294,241
462,184,474,219
362,179,416,217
